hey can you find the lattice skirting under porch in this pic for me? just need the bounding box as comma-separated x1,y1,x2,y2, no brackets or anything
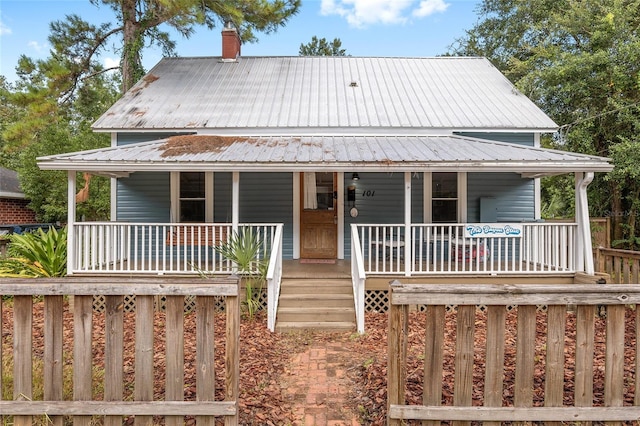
92,287,268,314
366,289,558,314
91,289,556,316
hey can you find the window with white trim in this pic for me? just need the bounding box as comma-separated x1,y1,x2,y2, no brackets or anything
432,172,458,223
179,172,205,222
425,172,466,223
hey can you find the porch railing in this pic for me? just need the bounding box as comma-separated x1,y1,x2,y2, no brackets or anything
354,222,578,275
70,222,281,276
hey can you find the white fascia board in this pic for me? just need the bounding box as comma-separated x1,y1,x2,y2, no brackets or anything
92,126,559,136
36,161,614,175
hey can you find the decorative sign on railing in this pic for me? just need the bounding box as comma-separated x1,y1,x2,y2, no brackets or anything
464,223,523,238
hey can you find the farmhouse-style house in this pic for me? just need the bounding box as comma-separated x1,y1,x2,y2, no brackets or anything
38,26,613,332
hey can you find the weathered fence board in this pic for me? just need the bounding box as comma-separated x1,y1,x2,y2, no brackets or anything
104,295,124,426
135,295,154,426
388,281,640,425
13,295,32,426
74,295,93,426
453,305,474,426
544,304,565,426
483,305,505,426
0,276,240,425
165,295,184,426
423,305,445,426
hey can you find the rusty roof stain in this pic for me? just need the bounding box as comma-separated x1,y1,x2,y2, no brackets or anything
130,73,160,95
160,135,259,157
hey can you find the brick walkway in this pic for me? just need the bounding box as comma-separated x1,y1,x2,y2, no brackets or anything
282,339,361,426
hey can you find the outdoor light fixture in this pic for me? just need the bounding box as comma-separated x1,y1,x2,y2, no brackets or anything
352,173,360,181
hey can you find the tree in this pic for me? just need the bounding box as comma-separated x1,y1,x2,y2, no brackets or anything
451,0,640,248
51,0,301,93
299,36,347,56
0,48,117,222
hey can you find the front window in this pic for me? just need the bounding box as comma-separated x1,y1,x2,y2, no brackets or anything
432,172,457,223
179,172,205,222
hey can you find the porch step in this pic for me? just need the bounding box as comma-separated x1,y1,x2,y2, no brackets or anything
275,278,356,332
277,306,355,322
279,294,354,308
275,321,355,332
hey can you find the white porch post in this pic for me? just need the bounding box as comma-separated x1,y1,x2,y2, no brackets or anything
404,172,412,277
232,171,240,234
67,171,76,275
575,172,595,274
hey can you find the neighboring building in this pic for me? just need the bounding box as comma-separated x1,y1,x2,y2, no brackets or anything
0,167,36,225
37,26,613,331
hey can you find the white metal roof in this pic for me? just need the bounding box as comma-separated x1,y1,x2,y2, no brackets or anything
37,135,611,177
92,56,558,133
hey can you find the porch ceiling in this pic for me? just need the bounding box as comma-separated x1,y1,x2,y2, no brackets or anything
37,134,612,177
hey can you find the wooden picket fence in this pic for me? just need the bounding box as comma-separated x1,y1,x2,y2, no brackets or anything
595,246,640,284
0,276,240,426
387,281,640,425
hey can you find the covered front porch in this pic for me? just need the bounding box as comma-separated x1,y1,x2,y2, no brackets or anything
37,134,614,332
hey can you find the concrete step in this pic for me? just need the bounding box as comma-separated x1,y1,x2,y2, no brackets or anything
277,306,355,323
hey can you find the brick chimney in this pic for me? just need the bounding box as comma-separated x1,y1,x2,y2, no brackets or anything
221,22,241,61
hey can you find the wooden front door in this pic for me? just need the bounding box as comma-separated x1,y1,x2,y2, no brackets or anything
300,172,338,259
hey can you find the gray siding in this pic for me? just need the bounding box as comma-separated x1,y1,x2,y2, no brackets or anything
344,172,405,225
117,132,186,146
467,173,535,222
343,172,422,257
456,132,534,147
117,172,170,222
238,173,294,258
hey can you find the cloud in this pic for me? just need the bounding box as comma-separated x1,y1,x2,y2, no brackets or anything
321,0,449,27
321,0,414,28
0,20,12,36
28,41,47,52
413,0,449,17
103,57,120,70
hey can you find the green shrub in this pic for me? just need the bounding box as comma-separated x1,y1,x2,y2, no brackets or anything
0,227,67,277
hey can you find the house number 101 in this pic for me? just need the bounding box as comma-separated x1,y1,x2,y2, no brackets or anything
362,190,375,197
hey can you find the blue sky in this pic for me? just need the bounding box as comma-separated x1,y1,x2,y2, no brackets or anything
0,0,481,83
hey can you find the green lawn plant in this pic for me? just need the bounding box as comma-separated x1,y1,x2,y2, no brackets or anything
0,226,67,277
213,227,268,319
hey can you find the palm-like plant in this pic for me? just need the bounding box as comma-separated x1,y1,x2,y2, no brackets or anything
213,227,268,318
0,226,67,277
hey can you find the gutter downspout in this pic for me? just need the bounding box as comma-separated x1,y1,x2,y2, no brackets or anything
576,172,595,275
67,171,76,275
